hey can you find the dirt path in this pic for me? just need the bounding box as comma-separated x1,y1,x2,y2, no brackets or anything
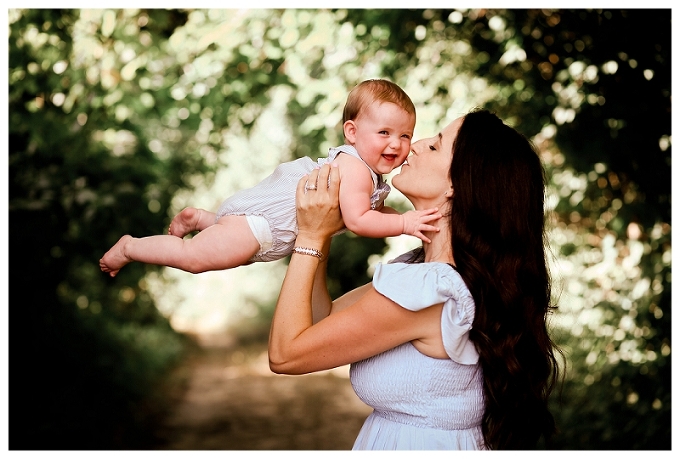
151,336,372,450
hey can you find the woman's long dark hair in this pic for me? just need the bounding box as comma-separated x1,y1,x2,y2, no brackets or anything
449,109,561,449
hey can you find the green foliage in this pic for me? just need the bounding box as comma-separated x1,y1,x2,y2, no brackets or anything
9,9,201,448
8,8,670,449
327,232,387,299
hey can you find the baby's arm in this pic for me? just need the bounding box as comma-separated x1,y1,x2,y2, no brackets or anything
377,205,399,214
334,155,440,243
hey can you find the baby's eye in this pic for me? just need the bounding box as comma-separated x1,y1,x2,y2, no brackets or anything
379,130,389,135
401,134,412,140
429,144,436,151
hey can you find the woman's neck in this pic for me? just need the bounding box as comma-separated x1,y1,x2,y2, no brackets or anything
420,215,455,265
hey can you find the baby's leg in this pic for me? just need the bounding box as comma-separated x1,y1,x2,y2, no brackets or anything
100,215,260,277
99,235,135,277
168,207,217,237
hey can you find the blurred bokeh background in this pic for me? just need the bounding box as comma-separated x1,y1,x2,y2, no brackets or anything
7,8,671,450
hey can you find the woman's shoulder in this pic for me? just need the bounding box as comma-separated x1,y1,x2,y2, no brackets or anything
387,248,424,264
372,260,470,311
372,257,479,364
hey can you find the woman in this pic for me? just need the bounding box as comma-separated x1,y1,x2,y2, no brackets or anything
268,108,562,450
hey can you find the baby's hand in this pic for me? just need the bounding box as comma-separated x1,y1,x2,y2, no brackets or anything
402,208,442,243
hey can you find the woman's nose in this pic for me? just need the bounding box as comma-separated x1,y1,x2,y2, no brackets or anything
410,139,423,154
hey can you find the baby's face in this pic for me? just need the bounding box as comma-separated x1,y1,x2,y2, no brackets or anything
351,101,415,175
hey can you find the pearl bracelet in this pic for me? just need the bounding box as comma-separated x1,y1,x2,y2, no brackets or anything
292,246,324,260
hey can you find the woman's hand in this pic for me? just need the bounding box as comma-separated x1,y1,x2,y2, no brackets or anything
296,163,344,245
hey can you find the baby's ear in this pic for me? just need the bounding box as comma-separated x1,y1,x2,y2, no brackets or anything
343,120,357,143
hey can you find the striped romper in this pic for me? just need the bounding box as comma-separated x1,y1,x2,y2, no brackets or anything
215,145,391,262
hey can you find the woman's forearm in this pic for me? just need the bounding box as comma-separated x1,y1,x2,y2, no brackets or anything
268,234,327,372
269,163,344,373
311,238,333,324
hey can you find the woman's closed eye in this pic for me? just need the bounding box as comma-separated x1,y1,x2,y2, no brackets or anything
429,132,443,151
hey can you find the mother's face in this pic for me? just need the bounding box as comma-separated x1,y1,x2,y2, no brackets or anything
392,117,462,208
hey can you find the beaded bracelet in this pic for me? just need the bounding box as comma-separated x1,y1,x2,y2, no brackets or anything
292,246,324,260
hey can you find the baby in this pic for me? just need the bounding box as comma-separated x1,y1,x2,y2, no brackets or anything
100,79,440,277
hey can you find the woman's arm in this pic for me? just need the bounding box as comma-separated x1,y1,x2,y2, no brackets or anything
271,267,443,374
269,164,344,370
268,164,443,375
330,283,372,314
311,237,332,324
311,237,372,322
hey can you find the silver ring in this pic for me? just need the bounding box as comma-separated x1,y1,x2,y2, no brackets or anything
305,182,317,191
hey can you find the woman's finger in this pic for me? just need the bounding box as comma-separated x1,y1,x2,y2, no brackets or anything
297,173,309,199
306,167,320,191
315,163,340,195
327,163,340,196
315,164,331,193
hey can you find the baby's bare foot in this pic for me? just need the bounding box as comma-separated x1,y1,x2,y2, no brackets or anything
100,235,133,277
168,207,201,238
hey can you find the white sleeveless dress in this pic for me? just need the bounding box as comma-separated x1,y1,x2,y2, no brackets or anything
349,260,486,450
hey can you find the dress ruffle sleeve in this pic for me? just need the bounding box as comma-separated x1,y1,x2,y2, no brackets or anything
372,262,479,365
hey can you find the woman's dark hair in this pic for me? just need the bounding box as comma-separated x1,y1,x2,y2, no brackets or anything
449,108,561,449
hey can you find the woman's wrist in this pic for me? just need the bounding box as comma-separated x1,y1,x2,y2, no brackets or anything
294,233,329,252
292,246,324,260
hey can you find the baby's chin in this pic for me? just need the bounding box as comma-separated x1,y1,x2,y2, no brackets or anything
372,166,396,176
390,173,404,188
382,163,407,175
391,163,407,174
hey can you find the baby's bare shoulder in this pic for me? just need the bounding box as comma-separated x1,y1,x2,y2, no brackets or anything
331,152,371,178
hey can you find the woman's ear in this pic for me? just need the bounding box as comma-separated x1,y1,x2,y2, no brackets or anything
343,120,357,143
445,187,454,198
